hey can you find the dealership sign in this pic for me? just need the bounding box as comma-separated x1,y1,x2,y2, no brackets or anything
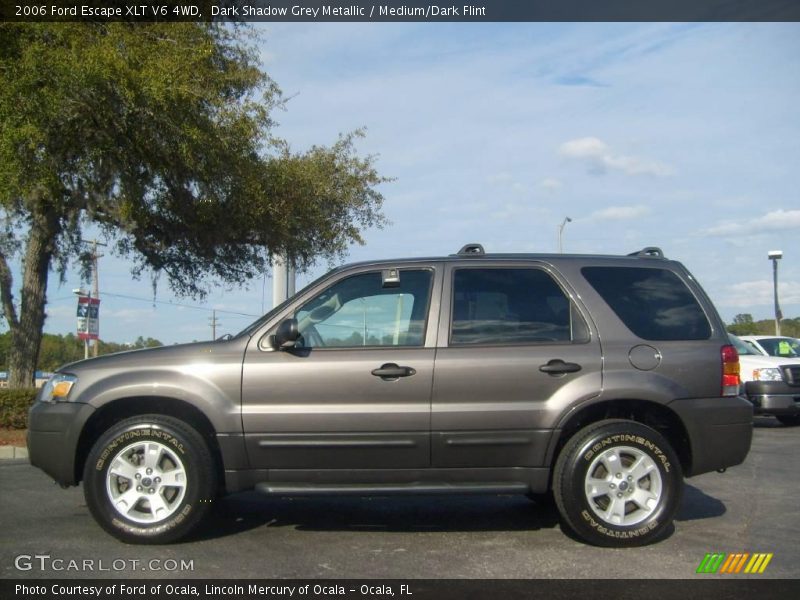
76,296,100,340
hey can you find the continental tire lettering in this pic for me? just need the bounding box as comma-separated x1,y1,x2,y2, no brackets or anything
111,502,193,537
581,510,658,538
95,427,188,472
582,435,671,473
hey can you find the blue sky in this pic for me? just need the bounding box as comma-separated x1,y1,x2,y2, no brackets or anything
12,22,800,344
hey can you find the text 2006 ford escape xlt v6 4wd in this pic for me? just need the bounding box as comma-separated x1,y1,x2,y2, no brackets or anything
28,245,752,547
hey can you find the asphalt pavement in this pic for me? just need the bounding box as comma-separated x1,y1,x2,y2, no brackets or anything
1,417,797,580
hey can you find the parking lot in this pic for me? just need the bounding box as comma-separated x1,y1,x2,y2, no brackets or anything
1,418,797,580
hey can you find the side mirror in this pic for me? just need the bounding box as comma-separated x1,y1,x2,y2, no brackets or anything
273,318,300,350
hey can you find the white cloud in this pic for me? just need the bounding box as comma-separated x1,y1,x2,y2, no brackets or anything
699,209,800,237
539,178,563,192
718,280,800,308
560,136,608,158
589,205,651,220
559,137,674,177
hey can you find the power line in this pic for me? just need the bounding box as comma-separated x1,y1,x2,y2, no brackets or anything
49,290,259,318
101,292,260,318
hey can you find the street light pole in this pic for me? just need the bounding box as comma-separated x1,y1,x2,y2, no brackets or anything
558,217,572,253
768,250,783,336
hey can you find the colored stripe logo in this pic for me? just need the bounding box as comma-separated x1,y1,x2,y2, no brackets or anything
696,553,773,574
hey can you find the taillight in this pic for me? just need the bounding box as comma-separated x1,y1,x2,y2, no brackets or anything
721,344,740,397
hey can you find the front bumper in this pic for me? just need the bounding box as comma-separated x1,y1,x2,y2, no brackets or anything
744,381,800,416
668,396,753,477
27,401,95,487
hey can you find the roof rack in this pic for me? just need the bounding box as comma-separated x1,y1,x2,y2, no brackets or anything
627,247,665,258
455,243,485,256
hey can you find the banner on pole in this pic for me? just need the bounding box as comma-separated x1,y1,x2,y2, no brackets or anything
76,296,100,340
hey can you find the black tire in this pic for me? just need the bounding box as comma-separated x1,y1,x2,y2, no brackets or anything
552,419,683,547
776,415,800,427
83,414,217,544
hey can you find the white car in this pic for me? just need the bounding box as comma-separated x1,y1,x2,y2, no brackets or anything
739,335,800,359
730,334,800,426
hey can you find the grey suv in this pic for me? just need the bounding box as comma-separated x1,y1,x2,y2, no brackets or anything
28,244,753,547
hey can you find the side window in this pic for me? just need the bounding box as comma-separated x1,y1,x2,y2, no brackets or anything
450,268,589,346
581,266,711,341
295,269,432,348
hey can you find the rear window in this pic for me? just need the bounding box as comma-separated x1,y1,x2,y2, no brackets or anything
581,266,711,341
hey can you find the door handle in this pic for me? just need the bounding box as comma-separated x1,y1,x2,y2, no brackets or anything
539,359,582,375
371,363,416,380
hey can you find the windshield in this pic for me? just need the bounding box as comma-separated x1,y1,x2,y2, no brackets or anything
233,268,339,339
754,337,800,358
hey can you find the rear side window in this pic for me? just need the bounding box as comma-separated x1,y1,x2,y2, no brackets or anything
451,268,589,345
582,266,711,341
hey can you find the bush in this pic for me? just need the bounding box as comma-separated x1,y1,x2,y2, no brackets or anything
0,388,37,429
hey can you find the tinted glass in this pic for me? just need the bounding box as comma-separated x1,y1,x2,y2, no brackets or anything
450,268,589,345
295,269,432,348
582,266,711,341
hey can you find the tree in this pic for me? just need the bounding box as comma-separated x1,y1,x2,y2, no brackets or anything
728,313,759,336
0,331,164,373
0,24,387,387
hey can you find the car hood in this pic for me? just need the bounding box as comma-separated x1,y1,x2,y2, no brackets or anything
56,338,248,375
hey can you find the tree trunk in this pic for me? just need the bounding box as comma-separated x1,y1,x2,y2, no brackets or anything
7,213,58,389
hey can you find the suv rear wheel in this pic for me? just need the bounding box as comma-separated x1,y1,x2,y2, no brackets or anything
776,415,800,427
83,414,216,544
553,419,683,547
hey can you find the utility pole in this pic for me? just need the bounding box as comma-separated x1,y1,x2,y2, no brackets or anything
74,240,105,360
90,240,105,357
209,310,220,340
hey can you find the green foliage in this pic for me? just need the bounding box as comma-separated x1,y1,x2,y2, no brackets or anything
0,23,386,295
728,313,759,335
0,388,37,429
727,316,800,338
0,331,162,372
0,23,387,386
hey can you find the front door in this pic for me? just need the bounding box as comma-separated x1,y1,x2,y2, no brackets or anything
242,265,440,471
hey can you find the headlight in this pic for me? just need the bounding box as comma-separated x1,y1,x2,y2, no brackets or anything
752,368,783,382
39,374,78,403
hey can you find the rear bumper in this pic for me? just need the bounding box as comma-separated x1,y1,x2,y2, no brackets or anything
27,401,95,487
744,381,800,416
668,396,753,477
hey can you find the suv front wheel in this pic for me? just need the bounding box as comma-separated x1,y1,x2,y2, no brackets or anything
552,419,683,547
83,414,217,544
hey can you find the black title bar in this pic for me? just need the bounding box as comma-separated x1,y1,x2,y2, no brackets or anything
2,0,800,22
3,579,800,600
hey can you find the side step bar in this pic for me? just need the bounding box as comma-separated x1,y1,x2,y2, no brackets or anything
255,481,529,496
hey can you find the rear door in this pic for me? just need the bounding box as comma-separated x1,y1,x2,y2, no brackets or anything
431,261,602,468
